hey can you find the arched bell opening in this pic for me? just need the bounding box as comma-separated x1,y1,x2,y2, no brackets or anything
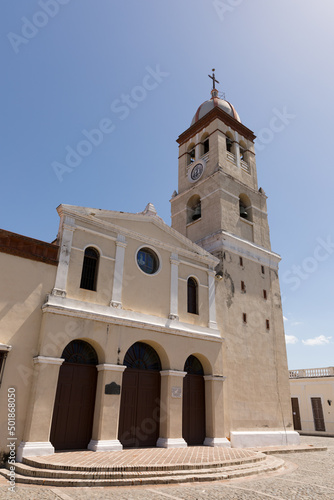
187,194,201,224
50,340,98,451
118,342,162,448
239,193,252,222
182,355,206,445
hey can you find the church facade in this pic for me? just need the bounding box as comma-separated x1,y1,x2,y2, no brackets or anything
0,78,299,461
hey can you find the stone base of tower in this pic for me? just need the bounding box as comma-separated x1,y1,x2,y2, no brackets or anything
230,430,300,448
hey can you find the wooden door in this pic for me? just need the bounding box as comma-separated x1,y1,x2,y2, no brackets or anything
118,368,160,448
182,373,205,445
311,397,326,431
50,363,97,450
291,397,301,430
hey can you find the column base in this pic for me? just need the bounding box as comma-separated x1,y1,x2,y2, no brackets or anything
230,430,300,448
16,441,55,462
156,437,187,448
87,439,123,452
204,437,231,448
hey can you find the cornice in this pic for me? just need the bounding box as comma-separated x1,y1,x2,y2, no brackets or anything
177,107,256,145
42,294,223,343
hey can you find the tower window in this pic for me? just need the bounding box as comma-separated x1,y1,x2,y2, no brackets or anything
187,277,198,315
203,138,209,154
187,195,201,223
243,313,247,324
266,319,270,330
239,256,243,266
241,281,245,292
80,247,99,291
240,147,245,161
188,147,195,164
263,289,267,300
239,194,252,221
226,137,233,153
261,265,265,275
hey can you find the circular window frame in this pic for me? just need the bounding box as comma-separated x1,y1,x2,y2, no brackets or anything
135,245,161,276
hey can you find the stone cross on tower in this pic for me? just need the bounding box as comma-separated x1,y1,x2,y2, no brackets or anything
208,69,219,90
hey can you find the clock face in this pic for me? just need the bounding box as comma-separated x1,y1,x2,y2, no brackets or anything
191,163,204,181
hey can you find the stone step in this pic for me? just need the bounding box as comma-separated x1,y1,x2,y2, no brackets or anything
11,458,265,480
0,456,284,487
22,452,265,472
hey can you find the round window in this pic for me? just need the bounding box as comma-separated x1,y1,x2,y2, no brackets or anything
137,247,159,275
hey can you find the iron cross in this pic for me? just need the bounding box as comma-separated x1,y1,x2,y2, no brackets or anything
208,69,219,90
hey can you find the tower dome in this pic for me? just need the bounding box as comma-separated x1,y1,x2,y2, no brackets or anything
191,95,241,126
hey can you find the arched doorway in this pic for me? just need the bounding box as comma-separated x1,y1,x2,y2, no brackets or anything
182,355,205,445
118,342,161,448
50,340,98,450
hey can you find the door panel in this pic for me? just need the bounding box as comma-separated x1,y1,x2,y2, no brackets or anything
118,368,160,448
50,363,97,450
291,397,302,431
183,373,205,445
311,397,326,432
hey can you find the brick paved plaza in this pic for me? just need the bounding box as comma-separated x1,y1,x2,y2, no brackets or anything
0,436,333,499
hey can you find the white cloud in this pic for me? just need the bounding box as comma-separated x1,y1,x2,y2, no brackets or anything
283,316,288,322
302,335,332,346
285,335,298,344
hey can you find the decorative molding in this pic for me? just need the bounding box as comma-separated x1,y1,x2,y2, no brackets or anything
160,370,187,378
87,439,123,452
16,441,55,462
230,431,300,448
204,437,231,448
33,356,65,366
204,375,226,382
156,437,187,449
42,295,223,343
97,364,127,372
168,314,179,320
0,343,12,352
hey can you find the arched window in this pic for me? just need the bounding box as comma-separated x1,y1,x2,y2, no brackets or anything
226,132,234,153
184,355,204,375
201,133,209,156
187,143,196,165
61,340,98,365
239,194,252,221
80,247,99,291
239,140,247,163
187,277,198,314
187,195,201,224
123,342,162,371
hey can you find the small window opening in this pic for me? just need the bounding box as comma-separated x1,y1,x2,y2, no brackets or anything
226,137,233,153
239,200,248,219
241,281,245,292
203,138,209,154
266,319,270,330
243,313,247,324
188,147,195,164
263,289,267,300
187,195,201,223
187,277,198,315
261,265,265,275
80,247,99,291
240,147,245,161
239,256,243,266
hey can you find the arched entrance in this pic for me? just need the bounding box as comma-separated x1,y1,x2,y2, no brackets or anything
118,342,161,448
182,355,205,445
50,340,98,450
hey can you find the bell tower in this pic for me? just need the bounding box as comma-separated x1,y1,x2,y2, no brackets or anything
171,69,271,254
170,72,299,447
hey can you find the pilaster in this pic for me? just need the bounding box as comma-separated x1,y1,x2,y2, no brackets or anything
17,356,65,461
157,370,187,448
88,364,126,452
52,216,75,297
169,253,179,320
110,234,127,309
203,375,230,447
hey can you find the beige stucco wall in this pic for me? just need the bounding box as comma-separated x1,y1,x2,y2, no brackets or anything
290,376,334,435
0,253,56,453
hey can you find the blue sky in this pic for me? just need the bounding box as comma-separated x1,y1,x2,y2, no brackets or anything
1,0,333,369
